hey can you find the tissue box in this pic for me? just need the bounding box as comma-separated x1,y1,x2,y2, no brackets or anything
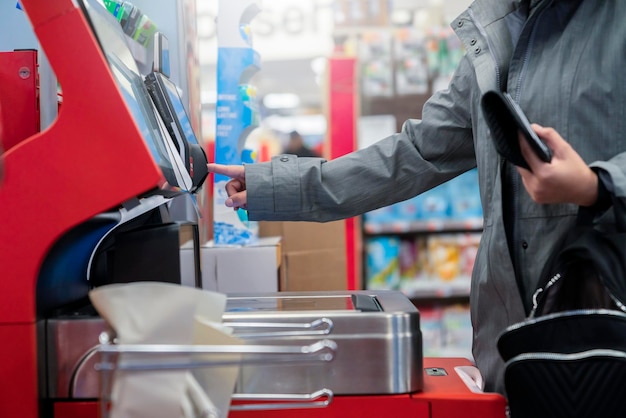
201,237,280,293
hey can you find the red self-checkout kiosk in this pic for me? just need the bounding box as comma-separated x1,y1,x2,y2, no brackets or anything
0,1,507,417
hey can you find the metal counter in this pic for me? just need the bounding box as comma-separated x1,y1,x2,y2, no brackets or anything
43,290,422,401
223,290,423,395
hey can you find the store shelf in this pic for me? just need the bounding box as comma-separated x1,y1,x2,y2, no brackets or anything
364,218,483,235
402,277,471,299
356,25,476,360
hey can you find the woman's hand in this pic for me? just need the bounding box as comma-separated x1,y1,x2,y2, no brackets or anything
518,124,598,206
207,163,248,209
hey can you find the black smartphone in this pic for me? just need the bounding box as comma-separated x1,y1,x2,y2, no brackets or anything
481,90,552,171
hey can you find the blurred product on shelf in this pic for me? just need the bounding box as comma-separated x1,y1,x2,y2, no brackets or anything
448,168,482,219
359,31,394,97
393,28,429,95
358,25,465,100
102,1,158,47
363,168,482,233
364,168,483,299
398,238,427,282
420,304,473,360
366,236,401,291
427,234,462,282
427,233,479,283
366,232,480,297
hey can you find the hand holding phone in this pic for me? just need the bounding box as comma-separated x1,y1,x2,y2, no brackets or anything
481,90,552,171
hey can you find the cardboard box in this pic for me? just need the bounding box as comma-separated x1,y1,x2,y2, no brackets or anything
280,249,347,292
259,220,346,252
201,237,281,293
259,221,348,291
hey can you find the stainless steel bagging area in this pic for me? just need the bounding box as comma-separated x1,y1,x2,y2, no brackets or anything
223,290,423,396
43,290,422,405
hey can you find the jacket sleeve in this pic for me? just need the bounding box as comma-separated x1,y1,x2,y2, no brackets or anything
591,154,626,196
245,55,479,222
590,155,626,227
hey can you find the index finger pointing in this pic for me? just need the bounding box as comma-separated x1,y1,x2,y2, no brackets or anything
207,163,245,180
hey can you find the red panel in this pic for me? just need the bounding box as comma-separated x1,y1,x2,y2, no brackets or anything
0,50,39,151
54,402,99,418
0,324,39,418
230,394,428,418
20,1,77,28
230,358,506,418
328,57,357,159
327,57,359,290
344,217,358,289
414,358,507,418
0,1,164,417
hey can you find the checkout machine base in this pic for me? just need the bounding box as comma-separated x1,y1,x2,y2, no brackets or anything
229,357,507,418
51,358,506,418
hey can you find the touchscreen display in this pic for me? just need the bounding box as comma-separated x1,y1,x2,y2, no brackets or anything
159,74,201,147
145,71,208,192
77,0,192,192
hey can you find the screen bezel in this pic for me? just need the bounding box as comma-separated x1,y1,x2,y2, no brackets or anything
77,0,193,192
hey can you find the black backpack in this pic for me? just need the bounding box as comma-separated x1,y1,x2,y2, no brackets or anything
497,192,626,418
529,208,626,317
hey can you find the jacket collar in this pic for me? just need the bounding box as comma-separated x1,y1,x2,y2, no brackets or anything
461,1,519,27
464,0,548,26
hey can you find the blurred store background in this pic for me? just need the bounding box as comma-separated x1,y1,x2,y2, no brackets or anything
197,0,476,360
197,0,470,156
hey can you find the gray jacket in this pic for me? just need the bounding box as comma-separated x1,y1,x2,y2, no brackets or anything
245,0,626,394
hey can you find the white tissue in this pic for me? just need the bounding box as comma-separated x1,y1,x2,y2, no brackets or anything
89,282,241,418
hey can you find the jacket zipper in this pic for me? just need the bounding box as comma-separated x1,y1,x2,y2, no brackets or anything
529,272,561,317
509,349,626,363
530,271,626,317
